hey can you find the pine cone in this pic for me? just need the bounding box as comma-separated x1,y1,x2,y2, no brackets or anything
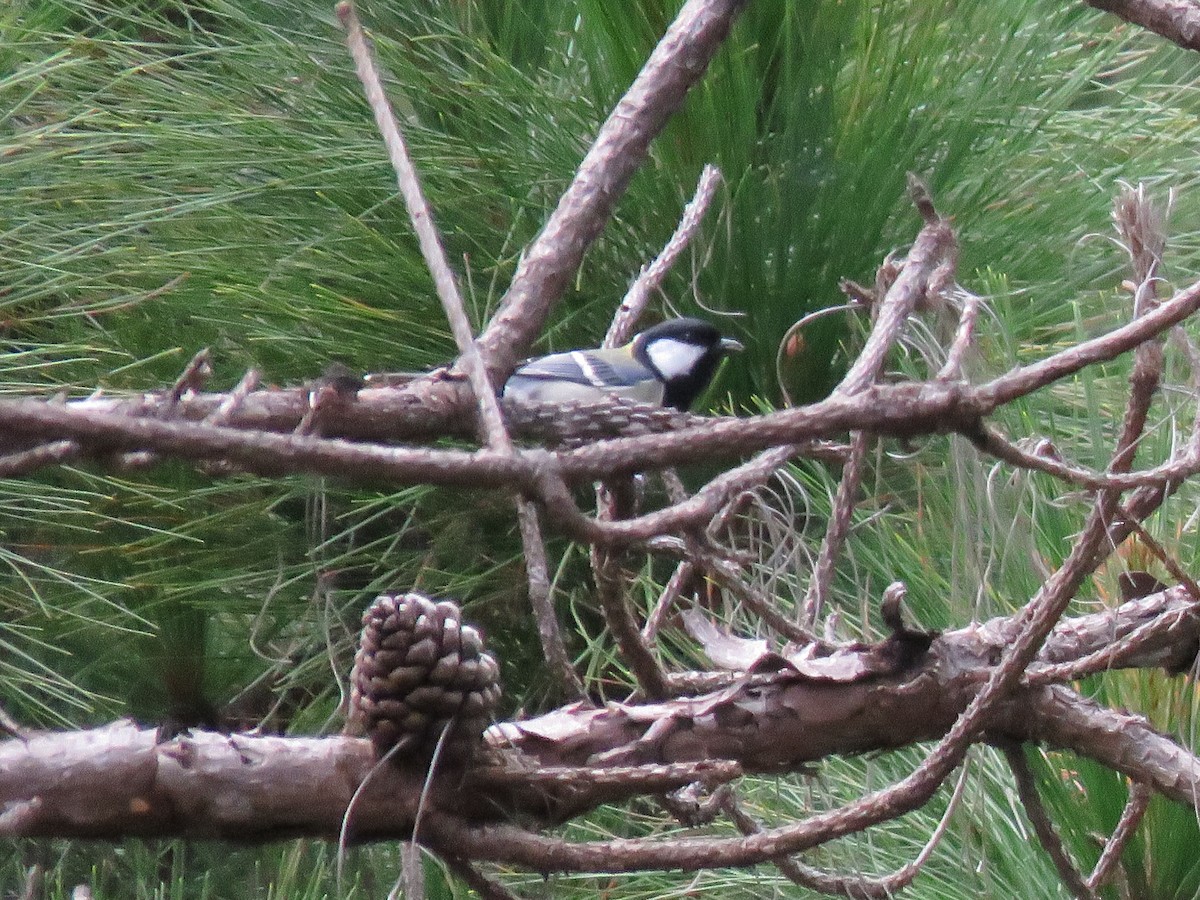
349,592,501,766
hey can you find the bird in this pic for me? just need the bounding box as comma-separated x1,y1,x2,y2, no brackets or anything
502,317,743,411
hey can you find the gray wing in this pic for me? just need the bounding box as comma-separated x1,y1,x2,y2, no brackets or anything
504,350,664,404
509,351,596,385
510,350,650,387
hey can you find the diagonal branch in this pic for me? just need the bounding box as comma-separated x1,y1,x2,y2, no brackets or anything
1002,741,1097,900
340,1,586,702
1086,781,1149,891
476,0,750,378
1086,0,1200,51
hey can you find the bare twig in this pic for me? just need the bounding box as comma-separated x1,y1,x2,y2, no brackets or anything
0,440,81,477
118,347,214,467
719,762,969,900
1002,742,1098,900
519,502,587,698
337,1,508,451
1029,604,1195,683
1114,500,1200,602
1086,781,1150,891
606,164,724,348
589,479,667,696
801,431,869,627
972,424,1200,493
937,290,984,381
592,166,726,698
654,533,819,645
470,759,742,792
341,1,584,699
643,555,695,643
6,265,1199,487
835,177,955,396
164,348,214,408
804,180,956,625
206,368,261,425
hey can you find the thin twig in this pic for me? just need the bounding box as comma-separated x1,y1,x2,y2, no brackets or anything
606,164,724,348
719,762,969,900
118,347,214,467
0,440,81,477
206,368,261,425
592,489,670,699
1002,742,1098,900
972,424,1200,493
651,534,819,645
643,555,695,643
593,166,724,698
1114,500,1200,603
803,181,955,625
337,1,507,451
518,502,587,698
801,430,869,627
937,290,984,381
835,176,955,396
1028,604,1194,683
1086,781,1150,891
340,1,583,699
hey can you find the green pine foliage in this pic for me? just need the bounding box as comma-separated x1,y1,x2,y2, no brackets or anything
6,0,1200,895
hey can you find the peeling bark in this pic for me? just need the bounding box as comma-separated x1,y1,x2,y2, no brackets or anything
4,588,1198,843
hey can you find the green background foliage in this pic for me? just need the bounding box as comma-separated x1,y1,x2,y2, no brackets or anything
5,0,1200,895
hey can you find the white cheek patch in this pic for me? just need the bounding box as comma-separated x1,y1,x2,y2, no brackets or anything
646,338,707,379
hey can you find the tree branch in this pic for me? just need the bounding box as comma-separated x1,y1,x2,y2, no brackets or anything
6,589,1199,849
475,0,750,379
1086,0,1200,51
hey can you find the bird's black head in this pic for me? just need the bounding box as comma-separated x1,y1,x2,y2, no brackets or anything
632,317,743,410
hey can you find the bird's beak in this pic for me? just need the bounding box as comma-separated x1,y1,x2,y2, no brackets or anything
720,337,744,352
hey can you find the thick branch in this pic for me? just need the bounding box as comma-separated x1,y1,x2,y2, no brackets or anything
1087,0,1200,51
5,589,1199,845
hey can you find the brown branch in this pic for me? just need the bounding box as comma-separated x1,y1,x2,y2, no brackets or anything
475,0,750,379
973,274,1200,410
1087,780,1149,891
937,290,984,381
592,525,670,698
338,0,509,452
1086,0,1200,51
1002,742,1097,900
836,178,955,396
656,534,818,645
719,764,968,900
1021,685,1200,810
972,424,1200,493
5,593,1200,856
518,502,587,699
801,188,956,626
0,439,82,477
588,163,729,698
606,164,724,348
3,254,1196,496
802,430,870,627
339,4,589,704
3,257,1193,473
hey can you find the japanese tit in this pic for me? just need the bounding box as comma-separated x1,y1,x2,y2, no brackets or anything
502,317,743,411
